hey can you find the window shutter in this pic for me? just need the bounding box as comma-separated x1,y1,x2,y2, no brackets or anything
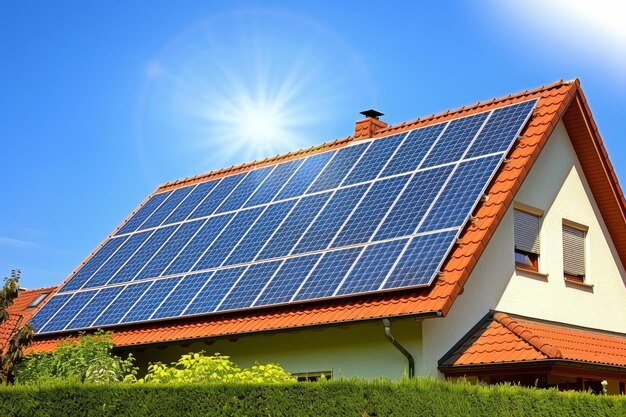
563,225,585,276
514,210,540,254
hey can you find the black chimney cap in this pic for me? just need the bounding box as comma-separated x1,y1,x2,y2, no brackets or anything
360,109,384,119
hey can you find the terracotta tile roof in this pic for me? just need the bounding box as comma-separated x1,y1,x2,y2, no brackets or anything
0,287,56,351
30,79,626,352
440,312,626,369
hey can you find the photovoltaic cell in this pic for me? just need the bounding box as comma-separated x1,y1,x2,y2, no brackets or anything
185,267,246,315
164,214,233,275
225,201,296,265
139,186,194,230
82,231,152,288
421,112,489,168
292,184,368,254
332,175,409,247
92,282,152,327
134,220,205,280
254,254,321,307
188,173,246,220
151,273,213,319
65,286,124,330
215,165,273,213
336,239,408,296
257,193,330,260
293,247,362,301
163,179,220,225
30,293,72,332
382,123,447,177
32,99,537,335
59,237,128,292
40,290,97,333
307,143,368,193
374,166,453,241
245,159,303,207
383,230,458,289
276,151,335,200
192,207,264,270
465,100,537,158
342,133,405,186
419,155,501,232
218,261,282,311
121,278,180,323
115,191,170,236
107,226,177,285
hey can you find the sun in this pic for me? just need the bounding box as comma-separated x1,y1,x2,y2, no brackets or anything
239,103,282,144
217,92,299,157
135,10,376,181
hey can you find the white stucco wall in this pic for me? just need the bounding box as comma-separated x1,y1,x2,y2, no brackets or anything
421,120,626,376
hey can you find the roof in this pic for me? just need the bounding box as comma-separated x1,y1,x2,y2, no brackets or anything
439,311,626,370
30,79,626,352
0,287,56,351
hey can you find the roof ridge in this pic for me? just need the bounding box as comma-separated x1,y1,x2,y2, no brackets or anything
372,79,572,137
156,79,574,192
493,312,563,359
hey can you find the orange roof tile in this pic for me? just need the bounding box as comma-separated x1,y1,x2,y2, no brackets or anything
0,287,56,351
30,79,626,352
440,312,626,369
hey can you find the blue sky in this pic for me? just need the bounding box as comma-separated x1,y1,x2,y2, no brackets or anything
2,1,625,289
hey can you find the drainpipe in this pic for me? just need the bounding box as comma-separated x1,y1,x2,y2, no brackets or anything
382,318,414,378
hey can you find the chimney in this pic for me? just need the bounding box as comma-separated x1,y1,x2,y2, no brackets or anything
354,109,387,139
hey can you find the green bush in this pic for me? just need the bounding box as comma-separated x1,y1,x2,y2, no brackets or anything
135,351,295,384
14,331,136,384
0,377,624,417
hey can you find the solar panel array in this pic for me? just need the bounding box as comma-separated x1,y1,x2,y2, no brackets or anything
31,99,537,334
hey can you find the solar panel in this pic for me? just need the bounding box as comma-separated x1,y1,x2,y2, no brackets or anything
32,99,537,334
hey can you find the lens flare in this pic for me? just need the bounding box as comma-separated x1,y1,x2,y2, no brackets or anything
135,10,375,184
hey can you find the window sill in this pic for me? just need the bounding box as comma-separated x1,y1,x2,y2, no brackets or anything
564,277,594,291
515,266,549,281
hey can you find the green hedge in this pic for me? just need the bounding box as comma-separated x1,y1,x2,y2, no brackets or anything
1,378,624,417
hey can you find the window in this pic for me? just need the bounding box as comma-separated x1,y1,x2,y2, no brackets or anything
293,370,332,382
514,209,541,271
27,292,50,308
563,223,586,282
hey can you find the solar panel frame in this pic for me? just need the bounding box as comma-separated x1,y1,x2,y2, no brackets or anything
33,99,538,335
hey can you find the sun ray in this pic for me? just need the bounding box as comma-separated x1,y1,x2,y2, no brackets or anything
135,10,376,182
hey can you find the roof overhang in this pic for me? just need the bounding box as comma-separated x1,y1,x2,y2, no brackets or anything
439,310,626,379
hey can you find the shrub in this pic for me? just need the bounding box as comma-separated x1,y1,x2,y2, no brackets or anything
14,331,136,384
135,352,295,384
0,377,624,417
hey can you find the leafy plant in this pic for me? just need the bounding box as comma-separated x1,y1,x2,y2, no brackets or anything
134,351,295,384
15,331,136,384
0,269,34,385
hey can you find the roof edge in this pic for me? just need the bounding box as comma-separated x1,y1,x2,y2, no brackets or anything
493,312,562,359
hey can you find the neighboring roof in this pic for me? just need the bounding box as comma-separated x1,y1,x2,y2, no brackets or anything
0,287,56,351
30,79,626,352
439,311,626,370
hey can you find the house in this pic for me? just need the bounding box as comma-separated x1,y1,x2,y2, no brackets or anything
26,79,626,392
0,287,56,351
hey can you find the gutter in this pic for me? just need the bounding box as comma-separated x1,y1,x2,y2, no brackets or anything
382,318,415,378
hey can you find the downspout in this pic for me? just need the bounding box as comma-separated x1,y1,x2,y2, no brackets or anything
382,318,414,378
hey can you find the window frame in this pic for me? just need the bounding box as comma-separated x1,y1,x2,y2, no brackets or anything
27,292,50,308
562,220,588,283
513,205,543,273
293,370,333,382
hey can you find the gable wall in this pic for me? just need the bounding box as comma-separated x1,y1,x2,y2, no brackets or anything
421,120,626,376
